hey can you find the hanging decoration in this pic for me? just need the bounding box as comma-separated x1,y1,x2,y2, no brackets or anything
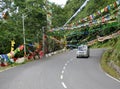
64,0,120,30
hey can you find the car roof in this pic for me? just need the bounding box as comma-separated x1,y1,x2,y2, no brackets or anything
78,44,87,47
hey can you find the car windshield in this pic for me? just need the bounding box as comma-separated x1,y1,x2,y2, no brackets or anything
78,45,87,51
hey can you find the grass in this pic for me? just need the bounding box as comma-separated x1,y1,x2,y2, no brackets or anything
0,65,14,72
101,50,120,80
90,36,120,80
0,58,31,72
90,38,116,49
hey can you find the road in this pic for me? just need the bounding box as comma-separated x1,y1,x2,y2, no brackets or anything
0,49,120,89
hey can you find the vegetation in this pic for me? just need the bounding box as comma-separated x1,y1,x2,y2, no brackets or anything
0,0,46,54
62,0,120,79
0,0,66,56
101,49,120,80
0,0,120,62
74,0,116,21
0,0,120,80
99,36,120,80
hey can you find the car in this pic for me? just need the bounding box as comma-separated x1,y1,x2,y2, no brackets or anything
76,45,90,58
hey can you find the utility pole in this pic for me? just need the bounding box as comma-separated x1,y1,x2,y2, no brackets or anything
42,27,45,54
63,0,90,27
22,14,26,57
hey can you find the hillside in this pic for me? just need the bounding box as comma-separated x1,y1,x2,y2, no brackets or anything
63,0,120,80
74,0,116,21
64,0,116,23
64,0,86,22
64,0,120,45
91,35,120,80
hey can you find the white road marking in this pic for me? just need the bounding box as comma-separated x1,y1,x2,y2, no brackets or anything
105,73,120,83
99,62,120,83
60,58,74,88
60,75,63,79
61,82,67,88
65,63,67,66
62,70,64,74
63,66,66,70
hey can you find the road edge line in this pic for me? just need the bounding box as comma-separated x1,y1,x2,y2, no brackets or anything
105,73,120,83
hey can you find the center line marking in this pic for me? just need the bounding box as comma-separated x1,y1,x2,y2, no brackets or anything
60,75,63,79
60,58,74,89
65,63,67,66
61,82,67,88
62,70,64,74
63,66,66,70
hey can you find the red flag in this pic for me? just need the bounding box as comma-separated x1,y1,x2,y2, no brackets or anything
19,45,24,51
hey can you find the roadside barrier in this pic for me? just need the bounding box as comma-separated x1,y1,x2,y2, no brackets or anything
45,48,66,57
87,30,120,46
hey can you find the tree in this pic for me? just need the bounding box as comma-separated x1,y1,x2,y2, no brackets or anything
0,0,47,55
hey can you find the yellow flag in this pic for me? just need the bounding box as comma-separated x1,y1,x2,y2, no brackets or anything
11,40,15,45
11,40,15,51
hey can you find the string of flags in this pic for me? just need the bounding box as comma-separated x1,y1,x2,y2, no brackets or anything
0,45,24,66
65,0,120,29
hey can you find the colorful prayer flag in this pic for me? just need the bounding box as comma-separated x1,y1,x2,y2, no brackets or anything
107,5,111,10
114,1,117,8
118,0,120,5
104,6,108,12
96,10,101,15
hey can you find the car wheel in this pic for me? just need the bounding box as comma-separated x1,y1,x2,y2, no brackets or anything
87,49,90,58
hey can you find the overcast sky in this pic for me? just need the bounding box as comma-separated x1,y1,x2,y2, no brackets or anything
48,0,68,7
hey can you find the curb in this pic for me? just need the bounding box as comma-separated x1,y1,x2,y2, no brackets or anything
0,49,67,72
45,48,67,57
0,66,16,73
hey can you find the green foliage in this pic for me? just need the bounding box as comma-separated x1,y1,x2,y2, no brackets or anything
101,49,120,80
64,0,86,21
0,0,70,56
52,4,67,27
74,0,116,21
0,0,46,55
0,0,120,56
66,22,119,45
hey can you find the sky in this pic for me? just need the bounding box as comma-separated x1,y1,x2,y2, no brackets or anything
48,0,68,7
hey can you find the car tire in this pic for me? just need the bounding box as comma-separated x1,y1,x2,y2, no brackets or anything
87,49,90,58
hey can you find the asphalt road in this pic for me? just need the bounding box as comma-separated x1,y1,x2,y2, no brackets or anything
0,49,120,89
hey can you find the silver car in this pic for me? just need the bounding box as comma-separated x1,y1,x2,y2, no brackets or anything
76,45,90,58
